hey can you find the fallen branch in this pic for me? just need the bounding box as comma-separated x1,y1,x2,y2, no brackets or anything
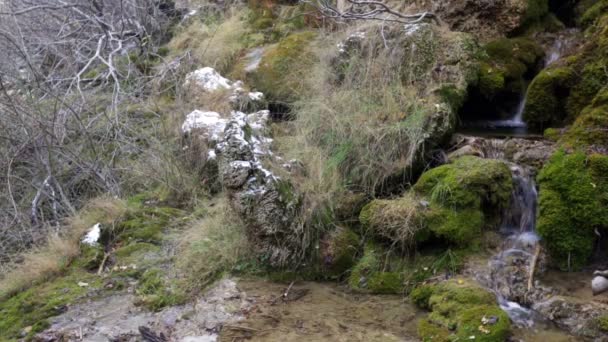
528,244,541,291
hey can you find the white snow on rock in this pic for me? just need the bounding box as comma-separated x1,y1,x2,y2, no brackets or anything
82,223,101,245
185,67,265,107
181,111,227,141
248,92,264,101
185,67,232,91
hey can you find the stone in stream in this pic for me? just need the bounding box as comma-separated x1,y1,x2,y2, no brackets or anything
592,271,608,296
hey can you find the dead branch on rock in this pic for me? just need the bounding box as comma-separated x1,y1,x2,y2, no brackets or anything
303,0,437,24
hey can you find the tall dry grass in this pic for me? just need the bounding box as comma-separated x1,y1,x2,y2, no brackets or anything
276,24,434,196
175,196,250,293
0,198,126,299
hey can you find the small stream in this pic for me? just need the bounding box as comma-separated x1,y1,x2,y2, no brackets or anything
488,164,542,326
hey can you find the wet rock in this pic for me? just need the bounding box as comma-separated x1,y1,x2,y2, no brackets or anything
448,134,555,171
532,296,608,339
592,275,608,296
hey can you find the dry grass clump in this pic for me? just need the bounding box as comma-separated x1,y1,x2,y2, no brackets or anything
0,197,126,299
285,25,434,195
168,9,249,75
175,196,249,293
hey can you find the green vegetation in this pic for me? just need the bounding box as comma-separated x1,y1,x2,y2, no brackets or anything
478,37,544,100
598,315,608,332
135,269,186,311
537,151,608,270
523,67,575,129
348,244,404,294
562,87,608,148
412,279,511,342
0,271,103,341
320,227,360,277
361,156,511,248
249,31,317,103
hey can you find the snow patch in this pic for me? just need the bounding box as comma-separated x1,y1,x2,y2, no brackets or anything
82,223,101,245
181,111,227,141
185,67,232,91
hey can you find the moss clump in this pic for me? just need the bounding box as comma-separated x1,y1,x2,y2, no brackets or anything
523,66,576,130
361,157,511,248
348,244,404,294
477,37,544,101
412,279,510,342
425,207,484,246
114,242,162,266
598,315,608,332
413,156,512,213
579,0,608,27
0,271,102,340
250,31,317,103
561,87,608,149
115,206,183,244
359,194,431,247
537,150,608,270
410,285,434,310
320,227,360,277
135,268,186,312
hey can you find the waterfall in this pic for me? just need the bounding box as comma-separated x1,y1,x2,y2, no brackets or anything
486,165,544,327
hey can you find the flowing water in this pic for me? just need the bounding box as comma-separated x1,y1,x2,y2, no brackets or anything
486,164,542,326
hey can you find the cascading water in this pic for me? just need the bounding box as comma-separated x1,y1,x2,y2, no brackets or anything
484,164,545,327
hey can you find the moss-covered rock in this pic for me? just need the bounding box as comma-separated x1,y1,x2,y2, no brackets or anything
478,37,544,101
0,271,103,340
561,87,608,149
412,279,510,342
523,66,576,130
360,157,512,248
359,194,431,247
249,31,317,103
135,268,186,311
524,4,607,130
319,227,360,277
413,156,513,214
537,150,608,270
348,244,404,294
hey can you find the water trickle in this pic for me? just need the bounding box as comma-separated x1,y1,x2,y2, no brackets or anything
486,164,544,327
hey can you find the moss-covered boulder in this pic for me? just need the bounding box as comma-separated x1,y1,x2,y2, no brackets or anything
360,156,512,248
248,31,317,103
523,66,576,130
348,244,404,294
359,194,431,247
523,4,608,130
412,279,511,342
478,38,544,100
537,150,608,270
561,87,608,149
319,227,360,277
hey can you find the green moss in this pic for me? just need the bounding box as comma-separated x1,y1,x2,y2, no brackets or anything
477,38,544,100
361,157,511,248
562,88,608,148
598,315,608,332
413,279,510,342
359,194,431,246
523,66,576,130
321,228,360,277
347,244,404,294
543,127,561,141
135,268,186,311
0,271,102,340
250,31,317,102
413,156,512,212
579,0,608,27
537,150,608,270
114,242,161,266
455,305,511,342
410,285,434,310
425,207,484,247
523,0,549,23
438,85,467,113
567,63,608,120
116,206,183,244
